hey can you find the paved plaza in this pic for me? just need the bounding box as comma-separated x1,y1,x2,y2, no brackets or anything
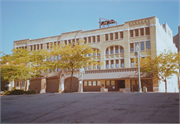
1,92,179,123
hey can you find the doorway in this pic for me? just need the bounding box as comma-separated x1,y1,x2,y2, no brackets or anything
116,80,125,91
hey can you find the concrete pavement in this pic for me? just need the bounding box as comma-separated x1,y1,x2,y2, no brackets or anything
1,92,179,123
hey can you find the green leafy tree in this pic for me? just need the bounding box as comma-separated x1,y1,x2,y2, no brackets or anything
48,40,101,92
135,50,179,92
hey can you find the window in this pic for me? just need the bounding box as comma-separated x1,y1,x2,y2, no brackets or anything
111,80,115,85
146,27,150,35
140,42,144,51
106,60,109,69
34,45,36,50
146,41,150,50
115,46,118,53
16,82,19,87
58,41,60,45
54,56,57,60
106,81,110,86
97,65,101,69
84,81,87,86
65,40,67,45
68,40,71,44
88,54,91,56
115,32,118,39
54,42,56,46
97,35,100,42
72,39,75,45
105,34,108,41
76,38,79,43
110,33,113,40
130,43,134,52
30,45,32,51
84,37,87,44
110,46,113,54
25,46,27,49
85,66,87,70
97,81,101,86
111,60,114,68
88,37,91,43
57,68,60,72
41,44,43,49
135,29,139,36
93,36,95,43
140,28,144,36
93,81,96,86
51,56,53,60
47,43,49,49
22,46,24,49
97,49,100,56
130,30,133,37
50,42,53,48
58,55,60,60
120,46,124,53
106,49,109,54
131,58,134,67
37,44,39,50
121,59,124,68
88,81,92,86
116,60,119,68
120,32,123,38
88,66,91,70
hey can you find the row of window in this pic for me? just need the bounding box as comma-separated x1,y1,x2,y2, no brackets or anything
106,59,124,69
106,46,124,54
106,80,115,86
84,81,101,86
105,31,124,41
130,41,150,52
130,27,150,37
84,35,100,44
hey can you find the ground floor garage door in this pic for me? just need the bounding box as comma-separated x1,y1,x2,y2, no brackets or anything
64,77,79,92
30,79,41,93
46,78,59,93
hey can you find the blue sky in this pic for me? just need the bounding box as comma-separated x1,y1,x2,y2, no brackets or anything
0,0,179,56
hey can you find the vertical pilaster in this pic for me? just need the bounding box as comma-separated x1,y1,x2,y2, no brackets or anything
78,80,83,92
40,78,46,93
26,80,30,91
59,75,65,93
9,80,14,91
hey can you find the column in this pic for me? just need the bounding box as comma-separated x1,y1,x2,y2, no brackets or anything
8,80,14,91
40,78,46,93
113,32,115,40
119,59,121,68
108,47,110,55
113,46,115,54
125,79,131,92
144,27,146,35
95,36,97,43
78,80,83,92
118,32,121,39
109,60,110,69
133,30,135,37
26,80,30,91
58,75,65,93
138,29,141,36
113,59,115,68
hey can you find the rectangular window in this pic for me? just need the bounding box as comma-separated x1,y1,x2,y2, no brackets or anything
111,60,114,68
30,45,32,51
120,46,124,53
72,39,75,44
65,40,67,45
88,37,91,43
106,81,110,86
140,42,144,51
88,81,92,86
97,81,101,86
116,60,119,68
22,46,24,49
54,42,56,46
34,45,36,50
106,49,109,54
110,33,113,40
93,81,96,86
106,60,109,69
131,58,134,67
58,41,60,45
84,37,87,44
84,81,87,86
47,43,49,49
25,46,27,49
110,46,113,54
146,27,150,35
146,41,150,50
135,29,139,36
121,59,124,68
68,40,71,44
130,30,133,37
111,80,115,85
115,32,118,39
115,46,118,53
58,55,60,60
92,36,95,43
57,68,60,72
85,66,87,70
140,28,144,36
37,44,39,50
130,43,134,52
105,34,108,41
97,65,101,69
41,44,43,49
97,35,100,42
76,38,79,43
50,42,53,48
120,32,123,38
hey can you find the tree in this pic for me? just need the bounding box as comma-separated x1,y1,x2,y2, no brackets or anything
48,40,101,92
135,50,179,92
0,48,46,88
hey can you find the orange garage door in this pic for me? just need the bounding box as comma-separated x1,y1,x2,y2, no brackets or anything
46,78,59,93
30,79,41,93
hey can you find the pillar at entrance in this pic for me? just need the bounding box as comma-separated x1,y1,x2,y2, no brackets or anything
40,78,46,93
8,80,14,91
125,79,131,92
58,76,64,93
26,80,30,91
78,81,83,92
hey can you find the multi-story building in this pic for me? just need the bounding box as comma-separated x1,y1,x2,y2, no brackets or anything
10,16,179,93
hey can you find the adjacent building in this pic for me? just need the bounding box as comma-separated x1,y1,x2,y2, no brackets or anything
10,16,179,93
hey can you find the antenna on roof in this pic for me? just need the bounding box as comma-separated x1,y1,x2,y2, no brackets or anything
99,18,117,28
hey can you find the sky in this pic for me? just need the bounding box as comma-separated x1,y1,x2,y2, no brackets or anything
0,0,179,56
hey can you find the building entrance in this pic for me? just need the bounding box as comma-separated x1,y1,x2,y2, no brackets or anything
64,77,79,92
116,80,125,91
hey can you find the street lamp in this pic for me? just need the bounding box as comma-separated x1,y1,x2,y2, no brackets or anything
79,68,85,92
136,44,142,93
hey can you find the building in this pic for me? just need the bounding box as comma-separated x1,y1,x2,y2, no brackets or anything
173,26,180,91
10,16,179,93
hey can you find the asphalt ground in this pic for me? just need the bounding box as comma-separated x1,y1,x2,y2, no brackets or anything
1,92,179,123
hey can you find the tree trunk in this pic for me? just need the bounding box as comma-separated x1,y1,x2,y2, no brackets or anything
70,70,73,92
165,77,167,93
